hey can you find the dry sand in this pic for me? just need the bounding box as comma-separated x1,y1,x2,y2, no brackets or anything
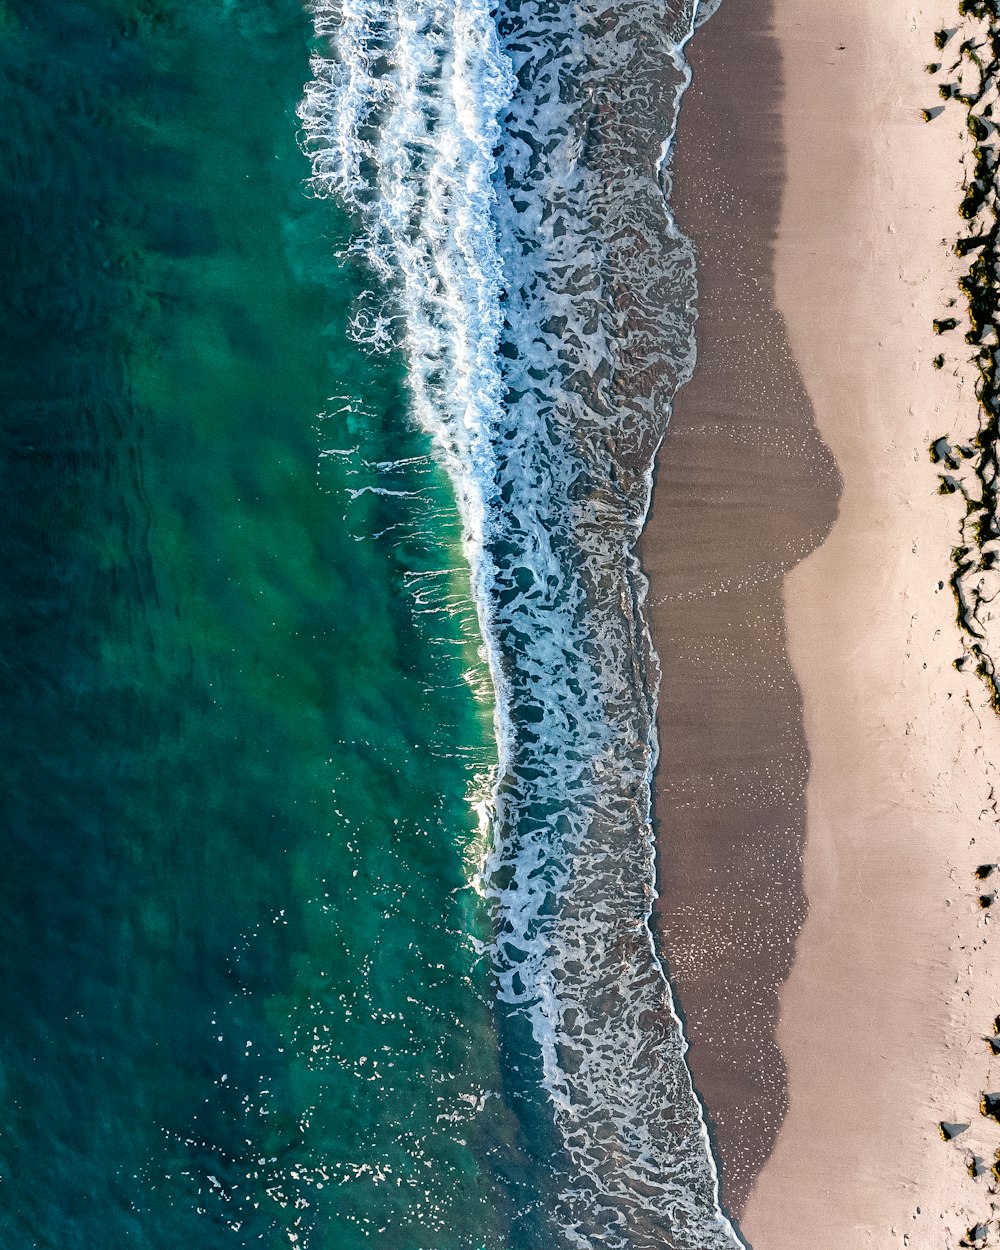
745,0,1000,1244
646,0,1000,1243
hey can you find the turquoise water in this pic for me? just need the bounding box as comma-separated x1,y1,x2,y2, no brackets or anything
293,2,743,1246
0,2,539,1245
2,0,753,1244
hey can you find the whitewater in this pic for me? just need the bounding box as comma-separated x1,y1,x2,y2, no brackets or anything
298,0,744,1246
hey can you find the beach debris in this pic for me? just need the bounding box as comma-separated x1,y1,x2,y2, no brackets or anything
932,436,964,467
942,1119,973,1140
934,0,1000,713
969,1153,987,1177
980,1091,1000,1121
976,863,996,877
957,234,991,255
959,1223,990,1248
985,1034,1000,1053
978,892,995,907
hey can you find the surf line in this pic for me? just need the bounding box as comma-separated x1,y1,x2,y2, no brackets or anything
298,0,744,1244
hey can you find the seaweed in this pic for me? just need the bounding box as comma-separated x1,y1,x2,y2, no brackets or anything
962,0,1000,18
938,2,1000,713
957,234,991,255
931,436,963,467
980,1091,1000,1121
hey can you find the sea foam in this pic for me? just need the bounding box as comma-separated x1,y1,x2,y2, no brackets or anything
299,0,744,1245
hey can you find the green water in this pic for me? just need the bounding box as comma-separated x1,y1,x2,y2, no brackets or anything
0,1,535,1245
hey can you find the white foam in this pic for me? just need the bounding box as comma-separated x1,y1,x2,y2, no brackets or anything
298,0,745,1245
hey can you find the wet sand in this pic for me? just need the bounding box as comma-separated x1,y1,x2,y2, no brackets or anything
646,0,1000,1239
641,0,838,1217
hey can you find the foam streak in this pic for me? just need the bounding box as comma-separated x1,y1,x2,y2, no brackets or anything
298,0,743,1244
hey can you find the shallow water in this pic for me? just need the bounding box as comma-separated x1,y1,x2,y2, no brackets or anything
0,2,530,1246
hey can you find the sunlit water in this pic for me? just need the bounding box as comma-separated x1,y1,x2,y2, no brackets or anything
1,0,741,1247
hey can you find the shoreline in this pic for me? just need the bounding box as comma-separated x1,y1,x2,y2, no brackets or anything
647,0,1000,1241
641,0,839,1216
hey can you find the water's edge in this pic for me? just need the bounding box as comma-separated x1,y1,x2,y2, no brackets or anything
298,0,742,1245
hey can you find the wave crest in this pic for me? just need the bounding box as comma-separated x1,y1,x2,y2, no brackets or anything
298,0,744,1245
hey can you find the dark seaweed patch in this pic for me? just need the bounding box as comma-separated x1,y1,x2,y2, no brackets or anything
937,2,1000,713
980,1092,1000,1121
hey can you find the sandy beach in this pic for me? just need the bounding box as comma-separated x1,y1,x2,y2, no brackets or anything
647,0,1000,1242
640,0,839,1216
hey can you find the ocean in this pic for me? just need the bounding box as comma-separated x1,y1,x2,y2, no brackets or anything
1,0,741,1247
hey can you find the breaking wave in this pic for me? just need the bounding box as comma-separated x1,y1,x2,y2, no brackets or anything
298,0,744,1245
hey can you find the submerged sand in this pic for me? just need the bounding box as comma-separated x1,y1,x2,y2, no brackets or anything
646,0,1000,1242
